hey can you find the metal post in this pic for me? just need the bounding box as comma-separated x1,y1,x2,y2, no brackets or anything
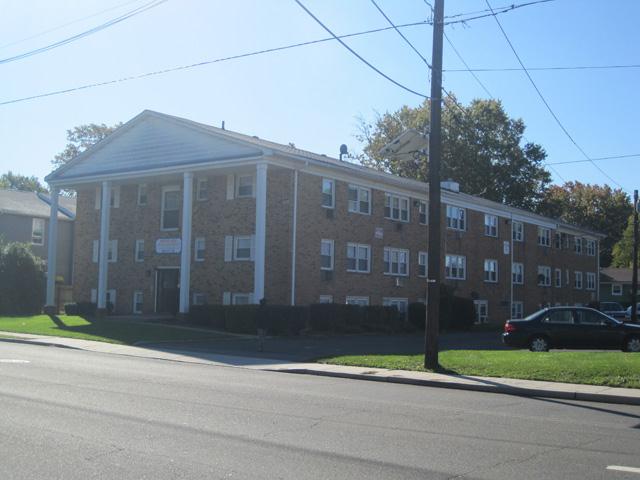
44,187,59,313
632,189,638,323
425,0,444,370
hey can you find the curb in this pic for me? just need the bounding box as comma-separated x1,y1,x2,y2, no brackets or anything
273,368,640,406
0,338,80,350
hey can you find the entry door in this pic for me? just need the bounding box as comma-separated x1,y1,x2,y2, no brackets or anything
156,269,180,314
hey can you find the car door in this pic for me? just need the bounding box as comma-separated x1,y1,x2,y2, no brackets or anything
540,309,577,348
575,310,622,349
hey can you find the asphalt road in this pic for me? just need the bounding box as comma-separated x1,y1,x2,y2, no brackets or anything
1,342,639,479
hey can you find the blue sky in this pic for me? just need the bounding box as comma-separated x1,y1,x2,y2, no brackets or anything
1,0,638,195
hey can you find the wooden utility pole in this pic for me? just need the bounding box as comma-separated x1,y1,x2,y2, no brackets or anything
425,0,444,370
632,189,638,323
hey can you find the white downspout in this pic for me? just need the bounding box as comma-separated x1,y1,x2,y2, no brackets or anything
290,169,298,305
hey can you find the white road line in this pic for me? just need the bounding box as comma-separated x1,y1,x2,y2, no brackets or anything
0,359,30,363
607,466,640,475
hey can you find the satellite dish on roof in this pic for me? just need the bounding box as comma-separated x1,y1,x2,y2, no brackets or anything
379,129,428,163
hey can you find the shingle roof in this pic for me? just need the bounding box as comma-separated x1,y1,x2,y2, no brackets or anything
600,267,637,283
0,189,76,220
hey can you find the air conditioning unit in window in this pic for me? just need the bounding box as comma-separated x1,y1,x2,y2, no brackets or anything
321,270,333,281
325,209,334,219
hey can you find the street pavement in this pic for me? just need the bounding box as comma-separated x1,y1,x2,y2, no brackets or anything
1,341,639,479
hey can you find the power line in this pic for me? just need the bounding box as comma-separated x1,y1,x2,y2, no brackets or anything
444,0,554,26
484,0,627,191
0,20,430,106
547,153,640,166
293,0,427,98
0,0,168,66
444,64,640,73
443,31,493,98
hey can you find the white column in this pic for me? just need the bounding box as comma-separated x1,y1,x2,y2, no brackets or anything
45,187,59,309
253,163,267,303
179,172,194,314
97,181,112,310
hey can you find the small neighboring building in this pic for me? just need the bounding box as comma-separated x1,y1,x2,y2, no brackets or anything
0,188,76,286
600,267,638,306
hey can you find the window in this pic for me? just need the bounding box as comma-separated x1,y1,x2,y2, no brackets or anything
319,295,333,304
554,232,562,249
384,247,409,276
574,237,582,254
384,193,409,222
419,201,428,224
555,268,562,288
133,291,143,314
321,179,334,208
612,284,623,296
106,289,116,309
135,239,144,262
511,301,523,319
31,218,44,245
347,243,370,273
236,174,254,198
575,309,609,326
383,298,408,317
574,271,583,289
474,300,488,324
192,293,207,306
95,185,120,209
446,205,466,230
484,214,498,237
161,186,180,230
346,296,369,306
196,178,208,201
234,236,253,261
94,240,117,263
445,254,466,280
512,221,523,242
194,237,205,262
418,251,428,277
320,239,334,270
586,272,596,291
543,310,574,324
512,262,524,284
537,266,551,286
137,184,147,206
348,185,371,214
232,293,251,305
484,259,498,283
586,239,596,256
537,227,551,246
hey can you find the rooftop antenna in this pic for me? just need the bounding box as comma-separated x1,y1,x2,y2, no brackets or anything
339,144,348,161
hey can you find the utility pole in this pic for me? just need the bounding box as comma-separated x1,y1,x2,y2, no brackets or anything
425,0,444,370
632,189,638,323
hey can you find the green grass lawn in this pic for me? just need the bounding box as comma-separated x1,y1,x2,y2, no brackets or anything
0,315,223,345
321,350,640,389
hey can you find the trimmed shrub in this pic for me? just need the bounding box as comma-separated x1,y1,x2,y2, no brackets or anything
64,303,79,315
407,290,476,332
0,242,45,315
76,301,97,317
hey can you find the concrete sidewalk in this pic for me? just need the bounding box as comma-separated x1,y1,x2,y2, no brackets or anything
1,331,639,406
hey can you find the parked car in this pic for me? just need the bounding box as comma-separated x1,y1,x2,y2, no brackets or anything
625,303,640,321
502,307,640,352
599,301,627,320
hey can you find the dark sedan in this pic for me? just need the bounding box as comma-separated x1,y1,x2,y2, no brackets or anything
502,307,640,352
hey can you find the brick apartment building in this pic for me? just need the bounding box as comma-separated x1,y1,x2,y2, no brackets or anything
44,110,602,323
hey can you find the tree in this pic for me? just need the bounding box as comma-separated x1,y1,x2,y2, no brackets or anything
611,215,634,268
52,122,122,168
0,171,47,193
0,242,45,315
537,182,632,267
356,97,551,210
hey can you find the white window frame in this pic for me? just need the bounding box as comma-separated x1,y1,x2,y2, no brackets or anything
446,205,466,231
419,201,428,225
106,289,116,309
554,232,562,249
192,292,207,306
586,272,596,291
574,271,583,290
234,235,253,261
586,239,596,256
161,185,180,231
474,300,488,324
484,259,498,283
512,221,524,242
95,185,120,209
132,291,143,314
537,227,551,247
384,193,410,222
321,178,335,209
418,251,428,278
135,239,144,263
345,296,369,306
484,214,498,237
31,218,45,245
319,295,333,304
383,298,408,316
511,301,524,319
538,266,551,286
196,178,208,201
137,184,147,206
346,243,370,273
232,293,252,305
383,247,409,276
108,240,118,263
445,254,466,280
555,268,562,288
320,239,334,271
194,237,205,262
347,184,371,215
574,237,583,254
235,174,255,198
512,262,524,284
611,284,623,296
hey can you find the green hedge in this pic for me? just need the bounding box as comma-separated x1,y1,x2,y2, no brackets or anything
0,243,45,315
408,286,476,331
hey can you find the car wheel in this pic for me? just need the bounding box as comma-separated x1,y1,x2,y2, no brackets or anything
529,336,549,352
624,336,640,353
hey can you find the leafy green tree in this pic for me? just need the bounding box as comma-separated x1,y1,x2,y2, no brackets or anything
611,215,634,267
0,171,47,193
0,243,45,315
356,97,551,210
537,182,632,267
52,122,122,168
